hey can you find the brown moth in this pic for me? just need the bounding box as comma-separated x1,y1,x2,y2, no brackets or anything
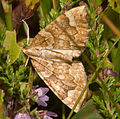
23,5,89,112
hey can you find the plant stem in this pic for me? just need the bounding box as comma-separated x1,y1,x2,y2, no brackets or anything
62,104,65,119
67,31,120,119
82,53,96,72
52,0,56,11
5,4,13,31
1,0,13,30
28,66,34,91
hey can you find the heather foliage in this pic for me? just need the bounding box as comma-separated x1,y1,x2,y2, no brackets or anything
0,0,120,119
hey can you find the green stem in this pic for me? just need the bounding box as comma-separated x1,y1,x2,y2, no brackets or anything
82,53,96,72
2,0,13,30
39,1,48,25
28,66,34,91
62,104,65,119
5,4,13,31
67,37,120,119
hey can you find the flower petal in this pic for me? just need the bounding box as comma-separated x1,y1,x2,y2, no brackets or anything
43,115,52,119
35,88,49,97
46,111,58,117
37,98,48,107
40,96,49,102
14,113,31,119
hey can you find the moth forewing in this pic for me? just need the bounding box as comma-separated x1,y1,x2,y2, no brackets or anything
23,5,89,112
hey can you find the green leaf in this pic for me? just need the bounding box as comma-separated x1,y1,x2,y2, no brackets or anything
102,7,120,40
3,30,21,64
20,82,29,99
38,0,52,28
25,0,39,9
109,40,117,65
108,0,120,13
89,0,102,6
102,58,113,69
109,37,120,74
71,100,103,119
49,9,60,20
60,0,68,9
0,3,5,24
114,40,120,73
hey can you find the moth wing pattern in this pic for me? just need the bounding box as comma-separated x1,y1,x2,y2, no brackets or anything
31,58,87,112
24,5,89,59
23,5,89,112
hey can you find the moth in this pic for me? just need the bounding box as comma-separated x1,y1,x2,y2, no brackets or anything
23,5,89,112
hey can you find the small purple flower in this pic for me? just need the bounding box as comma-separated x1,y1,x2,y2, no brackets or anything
44,111,58,119
4,111,8,117
64,1,71,9
64,3,67,8
14,113,32,119
34,87,49,107
103,68,119,77
7,100,14,110
38,110,58,119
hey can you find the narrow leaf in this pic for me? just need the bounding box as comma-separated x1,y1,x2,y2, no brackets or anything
114,40,120,74
71,100,103,119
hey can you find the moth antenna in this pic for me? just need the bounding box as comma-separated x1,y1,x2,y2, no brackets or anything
22,20,30,67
